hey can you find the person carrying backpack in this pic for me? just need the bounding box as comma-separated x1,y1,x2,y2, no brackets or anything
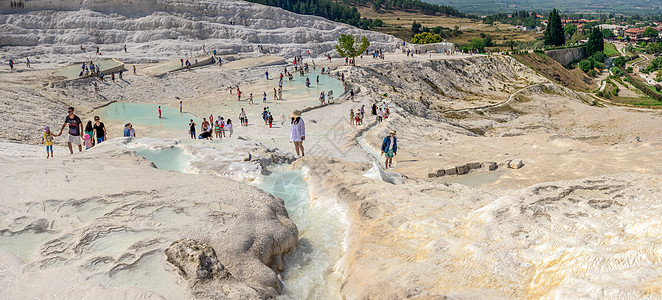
381,130,397,169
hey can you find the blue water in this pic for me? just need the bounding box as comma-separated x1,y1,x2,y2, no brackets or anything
258,170,344,299
99,103,196,134
133,146,189,172
276,70,346,100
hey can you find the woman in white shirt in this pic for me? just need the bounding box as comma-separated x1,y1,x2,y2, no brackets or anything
289,109,305,156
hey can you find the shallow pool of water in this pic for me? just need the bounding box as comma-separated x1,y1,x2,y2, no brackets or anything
54,59,124,80
276,70,346,101
258,170,345,299
93,251,188,299
442,170,505,186
133,146,189,173
0,231,56,263
98,102,197,136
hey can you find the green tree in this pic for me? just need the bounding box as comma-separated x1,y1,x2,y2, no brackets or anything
643,27,659,38
335,34,370,66
544,9,565,46
612,56,626,68
585,27,604,56
564,24,577,38
647,43,662,55
411,32,443,44
579,59,593,73
372,19,383,27
411,21,422,35
468,38,486,51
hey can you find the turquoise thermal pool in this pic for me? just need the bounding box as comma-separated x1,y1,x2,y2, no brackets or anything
98,102,197,136
258,170,345,299
132,146,189,172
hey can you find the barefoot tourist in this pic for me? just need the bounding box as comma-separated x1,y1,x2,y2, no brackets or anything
41,126,54,159
289,109,305,157
56,107,83,154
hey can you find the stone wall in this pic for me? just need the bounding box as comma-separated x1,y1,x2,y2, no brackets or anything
545,47,586,66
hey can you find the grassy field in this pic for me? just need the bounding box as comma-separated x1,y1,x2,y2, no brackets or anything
359,7,541,46
602,78,662,107
603,43,620,57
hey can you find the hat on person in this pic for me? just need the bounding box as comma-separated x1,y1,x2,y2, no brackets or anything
390,130,396,135
290,109,301,118
83,134,90,139
44,126,49,132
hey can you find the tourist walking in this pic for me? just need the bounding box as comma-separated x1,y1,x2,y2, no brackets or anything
239,108,247,126
91,116,107,144
226,119,233,137
289,110,305,156
377,108,383,123
84,121,95,147
219,117,226,137
350,109,355,125
262,107,268,125
56,107,83,154
41,126,54,159
158,106,162,118
381,130,397,169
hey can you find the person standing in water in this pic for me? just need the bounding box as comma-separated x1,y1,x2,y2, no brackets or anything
289,110,305,156
381,130,397,169
189,119,196,139
158,106,162,118
56,107,83,154
179,100,182,112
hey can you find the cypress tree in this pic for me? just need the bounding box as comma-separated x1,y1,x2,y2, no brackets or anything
586,27,604,56
544,9,565,46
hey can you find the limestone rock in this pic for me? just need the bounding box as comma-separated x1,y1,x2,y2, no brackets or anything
456,165,469,175
483,162,498,171
165,239,231,282
445,167,458,175
467,162,482,170
509,159,524,169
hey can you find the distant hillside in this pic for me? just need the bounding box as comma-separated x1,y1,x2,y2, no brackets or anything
426,0,662,15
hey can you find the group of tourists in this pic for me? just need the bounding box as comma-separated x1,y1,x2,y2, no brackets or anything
350,105,366,125
7,57,30,70
41,107,112,157
372,101,390,123
189,114,233,140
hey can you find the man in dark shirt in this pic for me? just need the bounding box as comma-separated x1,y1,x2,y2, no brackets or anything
57,107,83,154
92,116,107,144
